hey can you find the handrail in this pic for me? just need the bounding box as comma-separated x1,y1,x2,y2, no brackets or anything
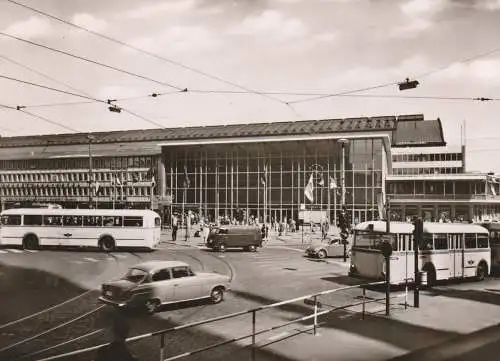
35,280,386,361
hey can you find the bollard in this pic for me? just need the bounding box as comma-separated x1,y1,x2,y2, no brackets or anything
160,333,166,361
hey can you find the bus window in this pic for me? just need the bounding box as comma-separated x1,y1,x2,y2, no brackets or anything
477,235,489,248
1,215,21,225
124,216,143,227
24,215,43,226
464,234,477,249
434,234,448,250
419,234,433,250
83,216,102,227
63,216,82,226
44,215,62,226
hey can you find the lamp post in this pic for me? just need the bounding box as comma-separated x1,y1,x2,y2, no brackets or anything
87,134,94,208
338,138,349,261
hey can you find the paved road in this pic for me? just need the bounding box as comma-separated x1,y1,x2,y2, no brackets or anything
4,241,500,361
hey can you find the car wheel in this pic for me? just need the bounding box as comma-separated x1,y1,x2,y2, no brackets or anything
99,236,115,252
317,249,327,259
210,287,224,304
218,244,226,252
248,245,257,252
145,299,160,314
476,262,487,281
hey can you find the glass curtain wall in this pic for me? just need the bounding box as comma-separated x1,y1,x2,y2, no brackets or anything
164,138,385,226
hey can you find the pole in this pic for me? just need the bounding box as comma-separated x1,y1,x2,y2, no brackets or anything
386,196,391,233
385,254,390,316
160,333,166,361
251,310,256,361
414,218,421,308
341,141,346,206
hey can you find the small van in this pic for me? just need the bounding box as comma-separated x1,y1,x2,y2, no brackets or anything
206,225,263,252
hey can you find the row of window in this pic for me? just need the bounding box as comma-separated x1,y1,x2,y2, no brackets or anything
0,156,156,171
0,170,152,183
392,167,463,175
392,153,463,162
355,232,489,251
1,214,144,227
0,187,154,198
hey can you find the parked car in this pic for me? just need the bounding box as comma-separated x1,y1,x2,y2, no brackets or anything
305,238,350,259
98,260,230,313
206,225,262,252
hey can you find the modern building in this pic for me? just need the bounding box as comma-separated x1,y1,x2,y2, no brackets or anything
387,135,500,222
2,113,496,225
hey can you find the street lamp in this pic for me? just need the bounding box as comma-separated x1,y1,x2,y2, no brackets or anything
338,138,349,261
87,134,95,208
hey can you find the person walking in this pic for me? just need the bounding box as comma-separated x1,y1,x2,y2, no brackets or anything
94,317,138,361
172,214,178,241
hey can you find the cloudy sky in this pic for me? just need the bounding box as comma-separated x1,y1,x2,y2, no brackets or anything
1,0,500,171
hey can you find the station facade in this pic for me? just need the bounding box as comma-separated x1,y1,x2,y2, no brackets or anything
8,113,497,225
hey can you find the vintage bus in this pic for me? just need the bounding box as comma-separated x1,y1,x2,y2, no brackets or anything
349,221,490,285
478,222,500,274
0,208,161,251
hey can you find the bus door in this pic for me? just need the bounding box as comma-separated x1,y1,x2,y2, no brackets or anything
448,234,463,278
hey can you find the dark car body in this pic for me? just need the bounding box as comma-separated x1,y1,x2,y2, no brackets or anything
206,225,263,252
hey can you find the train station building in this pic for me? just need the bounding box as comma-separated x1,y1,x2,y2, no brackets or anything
0,113,498,225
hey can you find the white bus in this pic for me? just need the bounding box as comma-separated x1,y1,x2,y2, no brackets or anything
349,221,490,285
0,208,161,252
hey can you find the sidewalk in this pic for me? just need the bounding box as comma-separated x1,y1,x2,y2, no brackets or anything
249,285,500,361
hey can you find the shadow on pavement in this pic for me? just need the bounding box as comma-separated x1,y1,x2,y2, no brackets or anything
424,286,500,306
232,289,460,354
0,263,298,361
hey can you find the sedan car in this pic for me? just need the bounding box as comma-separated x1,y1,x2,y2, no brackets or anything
305,238,350,259
98,260,231,313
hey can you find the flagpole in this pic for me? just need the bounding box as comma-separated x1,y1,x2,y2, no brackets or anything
334,163,337,226
327,162,331,225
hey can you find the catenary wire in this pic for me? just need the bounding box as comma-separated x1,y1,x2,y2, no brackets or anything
4,0,288,105
0,74,169,129
0,53,94,97
0,32,184,91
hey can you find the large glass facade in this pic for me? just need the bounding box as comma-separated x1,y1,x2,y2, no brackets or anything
164,138,385,225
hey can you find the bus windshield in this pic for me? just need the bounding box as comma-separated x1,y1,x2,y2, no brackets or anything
354,231,396,250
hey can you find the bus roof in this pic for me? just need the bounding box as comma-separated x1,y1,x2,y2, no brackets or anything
0,208,160,217
354,221,489,234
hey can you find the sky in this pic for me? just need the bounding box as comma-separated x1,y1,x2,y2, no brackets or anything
0,0,500,172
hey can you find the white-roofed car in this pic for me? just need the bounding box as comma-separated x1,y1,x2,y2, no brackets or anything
98,260,230,314
305,227,351,259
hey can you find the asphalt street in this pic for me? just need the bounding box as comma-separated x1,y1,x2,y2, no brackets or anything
2,238,500,361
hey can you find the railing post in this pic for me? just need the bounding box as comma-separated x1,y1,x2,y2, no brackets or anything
251,310,256,361
160,333,166,361
362,286,366,320
313,295,318,336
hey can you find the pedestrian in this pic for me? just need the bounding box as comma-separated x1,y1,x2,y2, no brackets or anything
94,317,138,361
172,214,178,241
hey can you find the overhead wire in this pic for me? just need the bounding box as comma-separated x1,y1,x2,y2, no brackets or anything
0,53,94,97
4,0,289,105
0,32,184,91
0,74,169,129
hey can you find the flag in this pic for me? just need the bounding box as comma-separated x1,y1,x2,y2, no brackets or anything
261,164,267,186
304,174,314,202
151,175,156,187
95,181,100,193
491,183,497,196
183,166,190,188
115,176,121,186
329,176,337,189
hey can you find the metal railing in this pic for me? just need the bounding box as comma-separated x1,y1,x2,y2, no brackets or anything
36,280,403,361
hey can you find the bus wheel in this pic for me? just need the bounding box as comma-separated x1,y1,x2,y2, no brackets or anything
476,262,488,281
248,245,257,252
99,237,115,252
23,235,39,250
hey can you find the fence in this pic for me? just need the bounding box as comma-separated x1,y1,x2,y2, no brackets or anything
37,280,407,361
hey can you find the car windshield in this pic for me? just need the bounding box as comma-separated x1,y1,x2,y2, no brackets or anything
123,268,148,283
